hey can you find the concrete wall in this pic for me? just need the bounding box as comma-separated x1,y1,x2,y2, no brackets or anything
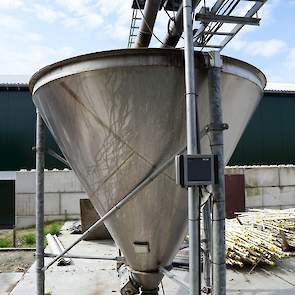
15,165,295,228
225,165,295,210
15,169,87,228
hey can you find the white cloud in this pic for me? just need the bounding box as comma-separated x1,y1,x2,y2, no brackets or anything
83,13,103,28
11,32,44,42
228,39,288,58
0,14,23,30
56,0,103,29
287,48,295,69
258,0,279,25
32,4,65,23
0,43,76,75
100,0,133,41
0,0,24,10
63,17,80,28
97,0,132,17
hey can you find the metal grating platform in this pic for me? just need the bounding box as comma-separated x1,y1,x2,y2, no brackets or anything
193,0,266,50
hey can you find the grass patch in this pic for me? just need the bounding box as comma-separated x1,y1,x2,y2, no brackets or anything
0,221,64,248
21,233,36,245
0,238,12,248
45,222,61,236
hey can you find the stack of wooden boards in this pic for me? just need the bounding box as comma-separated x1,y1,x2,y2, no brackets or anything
226,208,295,267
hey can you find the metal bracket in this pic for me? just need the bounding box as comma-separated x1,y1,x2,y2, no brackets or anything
119,265,140,295
204,123,229,133
203,51,223,68
202,286,212,294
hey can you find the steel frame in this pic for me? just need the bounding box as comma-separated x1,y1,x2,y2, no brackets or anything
193,0,267,50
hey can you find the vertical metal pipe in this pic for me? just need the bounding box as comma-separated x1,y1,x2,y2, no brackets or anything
202,201,211,291
36,110,45,295
183,1,201,294
207,51,226,295
13,226,16,248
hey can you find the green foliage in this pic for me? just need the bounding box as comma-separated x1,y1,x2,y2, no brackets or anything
0,238,11,248
21,233,36,245
45,222,61,236
0,220,64,248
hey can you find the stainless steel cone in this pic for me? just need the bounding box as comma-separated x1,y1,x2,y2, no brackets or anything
29,48,265,288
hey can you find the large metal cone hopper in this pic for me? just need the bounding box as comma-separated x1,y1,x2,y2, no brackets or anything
29,48,265,290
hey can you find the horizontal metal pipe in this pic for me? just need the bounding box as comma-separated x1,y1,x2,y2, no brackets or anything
0,248,36,251
43,146,187,271
159,266,189,291
44,253,124,261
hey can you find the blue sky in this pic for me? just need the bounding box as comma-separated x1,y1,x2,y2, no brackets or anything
0,0,294,84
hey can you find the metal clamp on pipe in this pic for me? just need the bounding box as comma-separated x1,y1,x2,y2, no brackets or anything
204,123,229,133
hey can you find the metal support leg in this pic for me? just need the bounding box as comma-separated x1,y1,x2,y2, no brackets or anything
36,110,45,295
13,226,16,248
207,51,226,295
202,201,211,292
183,1,201,294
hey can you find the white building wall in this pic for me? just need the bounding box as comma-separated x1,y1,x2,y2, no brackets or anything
14,165,295,228
225,165,295,210
15,169,87,228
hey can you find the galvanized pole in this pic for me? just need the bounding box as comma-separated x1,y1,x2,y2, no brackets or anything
207,51,226,295
202,201,211,292
36,110,45,295
183,1,201,295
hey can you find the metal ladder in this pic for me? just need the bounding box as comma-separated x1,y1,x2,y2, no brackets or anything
127,9,142,48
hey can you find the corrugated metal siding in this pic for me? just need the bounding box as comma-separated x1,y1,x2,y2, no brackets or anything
229,92,295,165
0,88,64,171
1,87,295,170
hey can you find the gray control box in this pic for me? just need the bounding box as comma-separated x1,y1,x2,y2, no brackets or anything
175,154,217,187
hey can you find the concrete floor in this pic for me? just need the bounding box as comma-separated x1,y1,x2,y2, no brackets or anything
0,273,23,295
8,222,295,295
227,258,295,295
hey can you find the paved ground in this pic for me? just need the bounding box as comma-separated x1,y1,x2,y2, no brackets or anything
0,273,23,295
0,251,35,272
8,222,295,295
227,258,295,295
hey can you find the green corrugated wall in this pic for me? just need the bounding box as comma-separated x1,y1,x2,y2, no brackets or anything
229,92,295,166
0,87,64,171
1,87,294,170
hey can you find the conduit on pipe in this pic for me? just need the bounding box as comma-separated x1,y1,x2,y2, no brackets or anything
135,0,162,47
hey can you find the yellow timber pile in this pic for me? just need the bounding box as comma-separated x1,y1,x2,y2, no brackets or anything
226,208,295,267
